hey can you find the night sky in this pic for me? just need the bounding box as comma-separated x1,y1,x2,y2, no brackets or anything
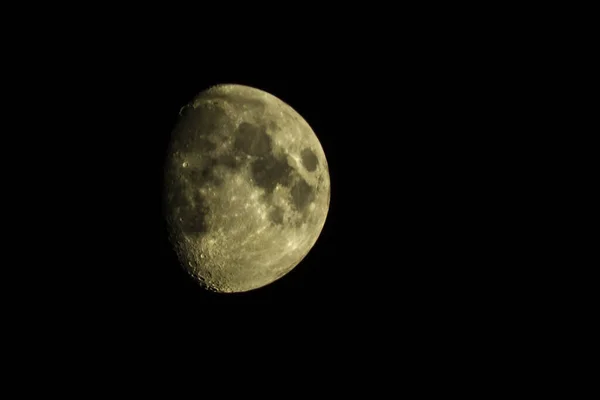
11,22,516,375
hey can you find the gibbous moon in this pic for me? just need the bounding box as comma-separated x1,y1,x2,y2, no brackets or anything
163,84,330,293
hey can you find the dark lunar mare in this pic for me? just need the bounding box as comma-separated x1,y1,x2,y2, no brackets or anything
301,148,319,172
234,122,272,157
230,119,300,195
228,112,316,216
250,156,293,193
290,178,315,211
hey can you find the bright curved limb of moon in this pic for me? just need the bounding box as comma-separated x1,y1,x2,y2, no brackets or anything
163,84,330,293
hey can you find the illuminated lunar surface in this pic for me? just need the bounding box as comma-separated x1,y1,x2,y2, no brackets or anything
164,84,330,293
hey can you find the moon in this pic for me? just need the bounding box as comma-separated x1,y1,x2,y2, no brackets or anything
163,84,330,293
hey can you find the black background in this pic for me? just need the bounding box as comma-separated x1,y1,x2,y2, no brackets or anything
63,54,493,341
6,14,522,377
2,6,572,392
